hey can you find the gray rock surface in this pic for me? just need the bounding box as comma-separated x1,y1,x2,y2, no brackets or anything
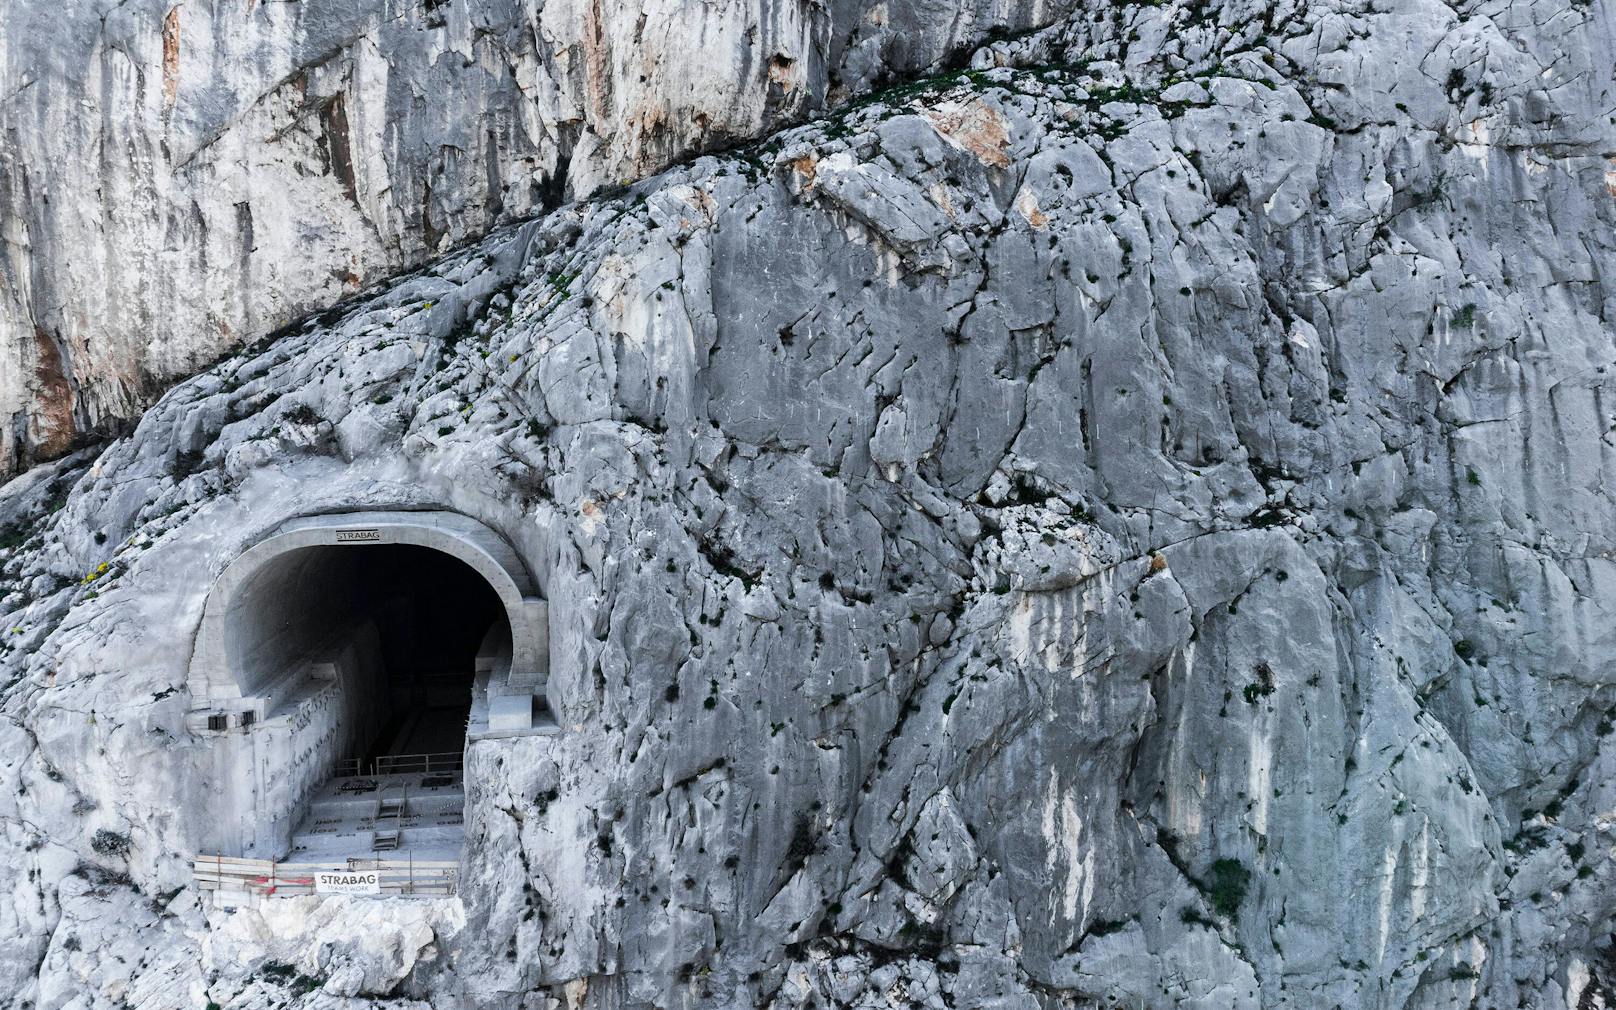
1,0,1615,1007
0,0,1077,470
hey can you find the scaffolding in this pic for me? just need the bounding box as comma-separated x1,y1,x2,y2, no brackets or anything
192,853,459,897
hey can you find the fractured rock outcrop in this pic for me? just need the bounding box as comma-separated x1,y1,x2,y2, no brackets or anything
0,0,1615,1007
0,0,1079,470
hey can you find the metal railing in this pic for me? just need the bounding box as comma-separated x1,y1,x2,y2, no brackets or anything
333,751,464,778
193,854,458,897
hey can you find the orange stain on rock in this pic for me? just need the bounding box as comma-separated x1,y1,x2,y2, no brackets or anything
925,98,1012,169
1015,189,1049,229
791,155,817,187
162,7,181,111
30,328,76,460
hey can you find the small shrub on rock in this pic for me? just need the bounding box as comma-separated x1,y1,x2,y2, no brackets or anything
90,829,130,859
1203,858,1251,919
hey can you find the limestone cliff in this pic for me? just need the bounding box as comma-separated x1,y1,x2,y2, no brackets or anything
1,1,1615,1008
0,0,1076,470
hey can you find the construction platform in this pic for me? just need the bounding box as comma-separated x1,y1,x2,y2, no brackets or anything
288,765,465,863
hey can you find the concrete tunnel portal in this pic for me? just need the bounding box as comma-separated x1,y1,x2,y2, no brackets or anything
228,543,499,762
187,511,555,861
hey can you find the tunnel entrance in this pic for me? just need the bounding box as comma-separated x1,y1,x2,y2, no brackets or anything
188,511,554,861
291,544,500,772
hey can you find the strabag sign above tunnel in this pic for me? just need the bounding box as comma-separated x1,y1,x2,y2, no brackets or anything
333,529,382,543
315,870,380,894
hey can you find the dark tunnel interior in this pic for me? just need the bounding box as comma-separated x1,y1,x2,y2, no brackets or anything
226,543,505,765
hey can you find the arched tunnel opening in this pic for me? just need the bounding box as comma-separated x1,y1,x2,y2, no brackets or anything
189,511,554,872
226,543,505,771
213,541,517,861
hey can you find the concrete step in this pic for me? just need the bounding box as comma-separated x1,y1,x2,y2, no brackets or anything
305,794,463,824
291,827,373,853
298,809,464,833
292,813,462,851
288,770,466,861
306,774,464,818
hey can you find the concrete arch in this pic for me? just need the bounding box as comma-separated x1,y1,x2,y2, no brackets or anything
189,510,547,708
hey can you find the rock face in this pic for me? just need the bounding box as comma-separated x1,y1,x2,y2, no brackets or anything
2,0,1616,1008
0,0,1078,471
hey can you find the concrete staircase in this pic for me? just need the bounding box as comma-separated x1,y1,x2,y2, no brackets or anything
289,771,465,861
